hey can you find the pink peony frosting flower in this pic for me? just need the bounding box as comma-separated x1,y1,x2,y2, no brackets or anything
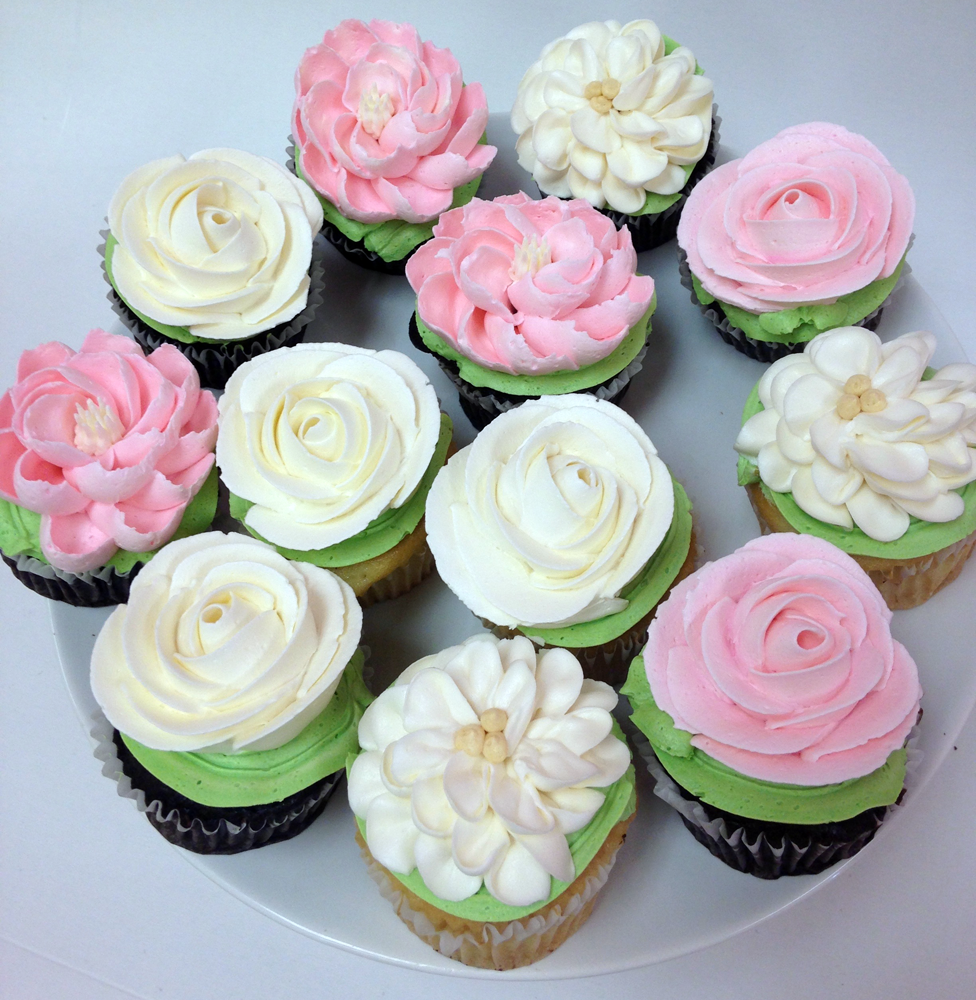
677,123,914,313
406,193,655,374
0,330,218,573
293,19,496,224
643,533,920,785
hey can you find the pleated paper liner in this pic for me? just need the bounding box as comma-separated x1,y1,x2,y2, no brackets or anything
745,482,976,610
2,550,141,606
332,522,437,608
318,216,413,274
356,811,633,970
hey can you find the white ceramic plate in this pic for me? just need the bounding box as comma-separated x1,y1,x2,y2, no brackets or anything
51,122,976,979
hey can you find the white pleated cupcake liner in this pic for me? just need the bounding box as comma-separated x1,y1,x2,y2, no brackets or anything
358,542,435,608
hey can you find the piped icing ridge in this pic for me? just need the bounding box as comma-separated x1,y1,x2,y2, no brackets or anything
735,327,976,542
406,193,655,375
511,20,713,215
0,330,217,573
217,343,441,553
677,123,914,313
641,533,921,786
108,148,323,341
426,394,674,628
347,633,631,907
292,19,496,225
91,532,363,753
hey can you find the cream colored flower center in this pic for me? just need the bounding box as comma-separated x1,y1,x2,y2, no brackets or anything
836,374,887,420
73,398,124,456
454,708,509,763
583,78,621,114
509,235,551,281
358,84,394,140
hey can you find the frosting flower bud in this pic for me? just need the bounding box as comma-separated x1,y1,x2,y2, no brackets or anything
735,327,976,542
511,20,713,214
0,330,218,573
91,533,363,752
426,394,674,627
347,634,630,906
643,533,921,785
677,123,914,313
406,193,655,375
108,148,324,340
293,19,496,224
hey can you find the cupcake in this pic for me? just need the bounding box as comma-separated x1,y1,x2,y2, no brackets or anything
217,343,450,606
677,123,914,362
347,633,635,970
0,330,218,606
622,533,922,879
104,147,325,389
734,327,976,608
425,395,694,685
91,532,369,854
406,193,656,429
291,19,496,274
511,19,717,252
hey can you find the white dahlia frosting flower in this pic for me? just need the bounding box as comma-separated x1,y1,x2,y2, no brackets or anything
735,327,976,541
347,634,630,907
511,20,713,214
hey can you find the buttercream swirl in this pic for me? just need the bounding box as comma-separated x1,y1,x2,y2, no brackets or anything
426,394,674,628
643,533,921,785
293,19,496,224
0,330,217,573
91,532,363,752
347,633,630,907
677,123,914,313
406,193,655,375
511,20,713,214
108,148,323,340
735,327,976,542
217,344,440,551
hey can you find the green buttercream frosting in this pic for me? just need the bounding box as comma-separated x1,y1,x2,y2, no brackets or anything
295,136,487,263
622,656,906,823
415,295,655,396
736,382,976,560
229,413,451,568
0,465,218,573
692,256,906,344
523,478,692,649
352,726,636,922
121,650,371,807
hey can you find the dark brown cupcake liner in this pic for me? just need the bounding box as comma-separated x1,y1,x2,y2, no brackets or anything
2,550,141,606
93,715,340,855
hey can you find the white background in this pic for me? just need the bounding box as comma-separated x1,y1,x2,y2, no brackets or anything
1,1,974,998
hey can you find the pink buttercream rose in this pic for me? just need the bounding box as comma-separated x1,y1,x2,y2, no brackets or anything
677,123,914,313
293,19,496,224
0,330,218,573
406,193,655,374
643,533,920,785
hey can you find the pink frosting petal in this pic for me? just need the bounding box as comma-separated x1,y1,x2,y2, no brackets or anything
40,511,117,574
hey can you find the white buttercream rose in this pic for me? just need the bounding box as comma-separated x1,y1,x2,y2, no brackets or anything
735,327,976,541
218,344,440,551
91,532,362,752
426,394,674,627
347,634,630,907
108,148,324,340
511,20,713,214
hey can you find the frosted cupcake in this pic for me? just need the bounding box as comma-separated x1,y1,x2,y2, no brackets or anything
406,193,656,429
348,633,634,969
511,19,717,252
734,327,976,608
91,532,369,854
104,148,325,388
622,533,922,878
0,330,218,605
425,395,694,685
291,19,496,274
677,123,914,362
218,343,450,605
